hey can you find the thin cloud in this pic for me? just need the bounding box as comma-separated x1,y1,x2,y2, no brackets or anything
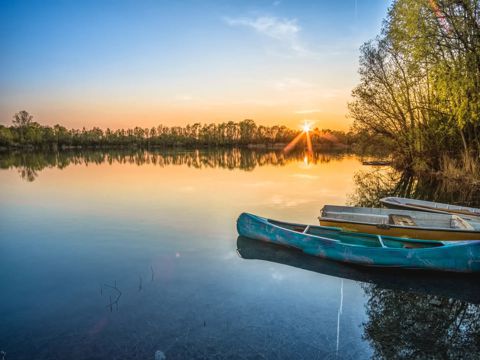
294,109,322,114
223,15,310,56
273,77,316,91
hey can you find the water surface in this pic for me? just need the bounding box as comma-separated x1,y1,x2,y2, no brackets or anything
1,149,479,359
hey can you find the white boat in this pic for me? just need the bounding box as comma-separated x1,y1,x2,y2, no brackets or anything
380,197,480,221
319,205,480,241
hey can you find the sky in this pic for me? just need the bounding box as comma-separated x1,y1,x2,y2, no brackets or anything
0,0,391,130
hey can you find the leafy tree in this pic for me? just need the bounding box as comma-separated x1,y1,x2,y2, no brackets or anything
12,110,33,128
350,0,480,171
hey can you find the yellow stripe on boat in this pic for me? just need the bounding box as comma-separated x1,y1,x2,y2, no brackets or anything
319,219,480,241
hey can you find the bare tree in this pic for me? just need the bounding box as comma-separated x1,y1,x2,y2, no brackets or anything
12,110,33,128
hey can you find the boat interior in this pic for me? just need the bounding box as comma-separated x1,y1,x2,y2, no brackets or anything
267,219,445,250
320,205,480,231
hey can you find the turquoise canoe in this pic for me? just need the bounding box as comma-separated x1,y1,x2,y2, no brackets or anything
236,213,480,273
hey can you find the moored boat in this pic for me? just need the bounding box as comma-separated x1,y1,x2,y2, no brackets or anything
236,212,480,273
381,197,480,221
319,205,480,241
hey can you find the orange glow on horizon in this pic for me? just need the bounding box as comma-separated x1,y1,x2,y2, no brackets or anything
0,99,351,131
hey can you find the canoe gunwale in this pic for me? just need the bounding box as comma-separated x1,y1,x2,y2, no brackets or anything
380,197,480,219
318,216,480,235
252,214,472,249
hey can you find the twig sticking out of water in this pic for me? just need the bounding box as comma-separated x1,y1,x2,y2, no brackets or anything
104,281,122,312
151,265,155,281
139,275,143,292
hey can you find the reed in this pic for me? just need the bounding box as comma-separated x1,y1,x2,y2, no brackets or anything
440,152,480,184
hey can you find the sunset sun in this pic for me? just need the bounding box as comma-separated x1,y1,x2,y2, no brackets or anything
302,122,311,133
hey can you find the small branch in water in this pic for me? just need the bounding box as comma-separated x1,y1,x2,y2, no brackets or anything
151,265,155,281
104,281,122,311
138,275,143,292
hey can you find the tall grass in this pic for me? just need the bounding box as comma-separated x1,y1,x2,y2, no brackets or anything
440,152,480,183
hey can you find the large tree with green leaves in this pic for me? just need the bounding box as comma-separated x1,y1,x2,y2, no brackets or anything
350,0,480,171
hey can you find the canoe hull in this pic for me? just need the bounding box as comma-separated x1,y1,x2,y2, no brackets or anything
319,219,480,241
237,213,480,273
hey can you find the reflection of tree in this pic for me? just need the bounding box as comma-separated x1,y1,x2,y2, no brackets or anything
18,167,38,182
0,148,347,182
349,168,480,208
349,168,480,358
362,284,480,359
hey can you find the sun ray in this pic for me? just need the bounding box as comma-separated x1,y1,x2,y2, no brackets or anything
306,130,313,154
283,131,305,153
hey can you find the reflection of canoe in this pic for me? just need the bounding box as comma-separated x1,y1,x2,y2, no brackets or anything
236,236,480,304
319,205,480,241
236,213,480,273
381,197,480,220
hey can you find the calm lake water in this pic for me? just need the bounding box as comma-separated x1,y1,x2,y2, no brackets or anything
1,149,479,359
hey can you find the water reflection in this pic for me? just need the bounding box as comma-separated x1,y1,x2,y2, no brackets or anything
0,148,347,182
349,168,480,208
237,236,480,358
236,236,480,304
363,285,480,359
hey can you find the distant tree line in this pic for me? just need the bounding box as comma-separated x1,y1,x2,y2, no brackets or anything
350,0,480,173
0,110,354,150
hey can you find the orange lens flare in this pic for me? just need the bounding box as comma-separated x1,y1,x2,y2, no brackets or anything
306,130,313,154
283,132,305,153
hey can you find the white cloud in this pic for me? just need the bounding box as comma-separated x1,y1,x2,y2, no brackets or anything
224,16,299,40
223,15,309,56
273,77,316,91
294,109,322,114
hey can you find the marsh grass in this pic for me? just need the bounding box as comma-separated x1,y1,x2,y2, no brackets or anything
440,152,480,184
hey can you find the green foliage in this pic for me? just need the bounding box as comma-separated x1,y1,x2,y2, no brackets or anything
350,0,480,170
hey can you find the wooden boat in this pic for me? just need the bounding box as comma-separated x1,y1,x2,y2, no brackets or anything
381,197,480,221
236,213,480,273
319,205,480,241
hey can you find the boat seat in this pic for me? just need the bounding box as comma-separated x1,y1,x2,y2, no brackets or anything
389,214,417,226
324,211,389,224
451,215,474,230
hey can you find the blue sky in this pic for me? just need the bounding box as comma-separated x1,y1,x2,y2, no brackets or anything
0,0,391,129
